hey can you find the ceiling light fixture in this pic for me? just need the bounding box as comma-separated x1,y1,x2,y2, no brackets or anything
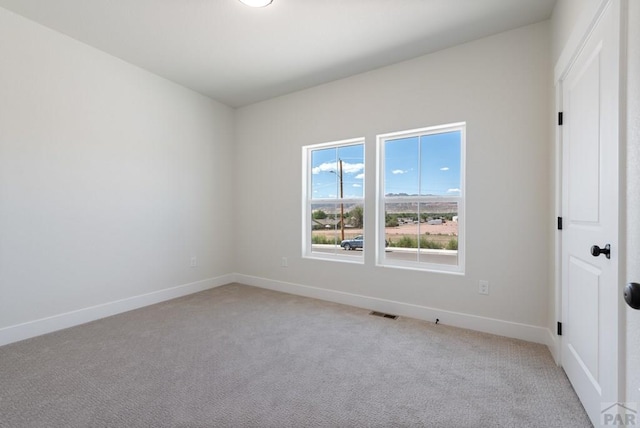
238,0,272,7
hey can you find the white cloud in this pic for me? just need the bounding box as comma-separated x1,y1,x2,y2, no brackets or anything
440,167,450,171
355,173,365,180
447,188,461,193
312,161,364,175
392,169,407,175
312,162,335,175
342,162,365,174
352,183,361,188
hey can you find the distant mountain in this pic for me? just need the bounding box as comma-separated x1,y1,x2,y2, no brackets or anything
385,201,457,214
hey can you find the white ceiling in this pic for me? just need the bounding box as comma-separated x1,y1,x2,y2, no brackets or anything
0,0,557,108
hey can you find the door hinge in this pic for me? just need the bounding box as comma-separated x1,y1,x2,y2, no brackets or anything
557,322,563,336
557,217,563,230
558,112,563,126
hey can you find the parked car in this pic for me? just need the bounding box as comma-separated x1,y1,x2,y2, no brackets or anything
340,235,389,250
340,235,363,250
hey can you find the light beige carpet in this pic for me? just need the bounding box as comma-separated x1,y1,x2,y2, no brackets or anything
0,283,591,427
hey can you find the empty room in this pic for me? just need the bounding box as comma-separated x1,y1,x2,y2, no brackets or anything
1,0,638,427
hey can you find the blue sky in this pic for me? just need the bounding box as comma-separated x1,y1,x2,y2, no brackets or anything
310,131,460,199
385,131,461,196
311,144,364,199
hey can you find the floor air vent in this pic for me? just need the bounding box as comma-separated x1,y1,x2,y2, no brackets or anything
369,311,398,320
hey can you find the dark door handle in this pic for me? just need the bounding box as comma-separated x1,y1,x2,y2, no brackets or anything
625,283,640,309
591,244,611,259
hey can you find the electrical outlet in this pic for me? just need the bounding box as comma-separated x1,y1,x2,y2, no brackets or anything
479,280,489,295
281,257,288,267
190,256,197,267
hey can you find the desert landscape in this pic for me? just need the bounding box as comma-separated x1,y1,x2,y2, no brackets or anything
312,221,458,248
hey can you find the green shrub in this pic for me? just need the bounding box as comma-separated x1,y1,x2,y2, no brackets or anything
312,235,337,245
419,237,443,249
312,210,327,219
446,238,458,250
392,236,417,248
389,236,445,249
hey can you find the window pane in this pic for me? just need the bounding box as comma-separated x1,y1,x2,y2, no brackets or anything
311,144,364,200
311,203,364,257
384,201,458,266
337,145,365,199
417,202,458,266
384,202,419,263
420,131,461,196
384,137,419,196
311,148,338,200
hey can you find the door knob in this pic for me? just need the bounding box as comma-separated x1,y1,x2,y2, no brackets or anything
590,244,611,259
625,283,640,310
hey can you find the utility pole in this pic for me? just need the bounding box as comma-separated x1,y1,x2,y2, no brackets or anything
330,160,346,242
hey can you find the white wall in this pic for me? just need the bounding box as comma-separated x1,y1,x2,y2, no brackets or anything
235,22,551,342
551,0,601,63
625,0,640,405
0,8,235,343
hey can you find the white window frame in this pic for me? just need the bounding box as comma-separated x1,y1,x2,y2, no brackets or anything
302,137,365,263
376,123,465,274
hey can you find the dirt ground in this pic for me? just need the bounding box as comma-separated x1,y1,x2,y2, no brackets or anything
386,222,458,237
314,222,458,238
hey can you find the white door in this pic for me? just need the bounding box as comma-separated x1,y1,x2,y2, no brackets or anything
560,1,621,425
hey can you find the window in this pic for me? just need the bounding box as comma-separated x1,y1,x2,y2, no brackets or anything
303,138,365,261
377,123,465,273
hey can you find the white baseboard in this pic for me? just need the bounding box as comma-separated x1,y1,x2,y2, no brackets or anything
546,328,561,364
1,273,556,355
0,274,234,347
236,274,551,346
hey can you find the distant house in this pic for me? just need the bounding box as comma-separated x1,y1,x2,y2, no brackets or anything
397,217,415,225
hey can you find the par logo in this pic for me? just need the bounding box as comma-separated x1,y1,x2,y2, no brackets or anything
601,402,638,426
